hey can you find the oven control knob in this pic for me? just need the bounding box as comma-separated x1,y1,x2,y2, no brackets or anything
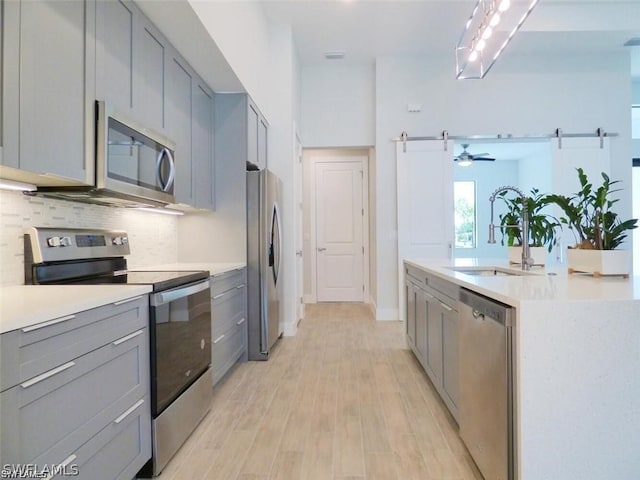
112,236,124,245
47,237,61,247
60,236,72,247
121,236,128,244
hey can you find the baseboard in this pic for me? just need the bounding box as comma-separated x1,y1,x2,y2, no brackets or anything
303,294,315,304
283,320,298,337
368,298,376,319
375,307,400,321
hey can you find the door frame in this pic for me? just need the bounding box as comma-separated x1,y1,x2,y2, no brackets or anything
304,149,370,304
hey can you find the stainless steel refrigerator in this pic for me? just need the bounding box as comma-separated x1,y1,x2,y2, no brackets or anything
247,169,283,360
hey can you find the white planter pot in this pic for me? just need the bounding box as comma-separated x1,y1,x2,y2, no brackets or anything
508,246,547,266
566,248,631,277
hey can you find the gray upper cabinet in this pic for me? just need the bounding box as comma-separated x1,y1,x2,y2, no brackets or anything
166,52,194,206
2,0,95,185
95,0,135,114
247,98,268,170
192,79,215,210
134,15,168,134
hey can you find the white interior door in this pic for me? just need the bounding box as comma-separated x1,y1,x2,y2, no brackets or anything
316,161,364,302
396,140,454,316
551,137,610,196
294,133,305,322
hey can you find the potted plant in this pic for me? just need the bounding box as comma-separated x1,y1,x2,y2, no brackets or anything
498,188,559,265
547,168,638,276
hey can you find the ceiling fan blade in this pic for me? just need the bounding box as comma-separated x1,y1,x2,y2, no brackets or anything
473,157,495,161
471,152,491,158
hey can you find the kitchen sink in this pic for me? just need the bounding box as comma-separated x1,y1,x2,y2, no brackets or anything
448,266,526,276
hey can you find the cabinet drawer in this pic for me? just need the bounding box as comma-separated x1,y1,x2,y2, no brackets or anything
0,327,149,465
405,264,427,289
211,268,245,297
212,321,246,386
426,274,459,308
212,286,246,338
0,296,148,392
62,395,151,480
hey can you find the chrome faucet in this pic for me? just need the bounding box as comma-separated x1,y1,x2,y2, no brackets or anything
488,186,533,271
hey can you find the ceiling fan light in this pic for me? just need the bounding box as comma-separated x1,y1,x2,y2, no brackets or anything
482,26,493,40
489,12,501,27
457,159,473,167
475,39,486,51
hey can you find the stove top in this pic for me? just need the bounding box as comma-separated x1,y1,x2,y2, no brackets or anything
67,270,209,292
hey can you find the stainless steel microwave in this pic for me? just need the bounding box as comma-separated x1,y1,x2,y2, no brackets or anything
33,101,177,208
96,101,176,205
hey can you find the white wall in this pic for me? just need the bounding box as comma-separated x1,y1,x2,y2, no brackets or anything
374,52,633,317
0,190,178,286
300,63,375,147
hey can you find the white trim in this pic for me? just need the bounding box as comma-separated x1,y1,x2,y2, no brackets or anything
375,308,400,322
368,297,376,319
283,320,298,337
304,149,370,303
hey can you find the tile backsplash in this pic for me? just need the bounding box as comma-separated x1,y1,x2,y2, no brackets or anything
0,190,178,286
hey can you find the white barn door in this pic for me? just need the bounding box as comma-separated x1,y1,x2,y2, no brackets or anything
396,140,454,316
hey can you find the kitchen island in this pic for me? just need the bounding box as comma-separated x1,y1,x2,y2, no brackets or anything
405,258,640,480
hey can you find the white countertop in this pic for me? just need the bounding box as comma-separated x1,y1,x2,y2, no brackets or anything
131,262,246,276
405,258,640,308
0,285,152,334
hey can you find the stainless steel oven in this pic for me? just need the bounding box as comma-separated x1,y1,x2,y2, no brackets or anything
24,228,212,477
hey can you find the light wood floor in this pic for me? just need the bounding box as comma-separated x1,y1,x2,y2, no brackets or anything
157,303,483,480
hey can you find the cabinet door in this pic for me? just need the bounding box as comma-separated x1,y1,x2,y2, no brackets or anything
192,79,215,210
405,282,416,348
247,101,259,168
95,0,135,113
166,52,193,205
442,305,459,412
426,300,443,384
258,116,267,169
3,0,93,184
134,15,167,133
415,289,428,364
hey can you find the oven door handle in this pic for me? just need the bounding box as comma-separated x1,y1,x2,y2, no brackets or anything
150,280,210,306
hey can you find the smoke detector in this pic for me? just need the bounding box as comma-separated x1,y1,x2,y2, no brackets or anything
324,51,345,60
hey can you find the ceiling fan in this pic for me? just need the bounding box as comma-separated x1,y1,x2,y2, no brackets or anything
454,144,495,166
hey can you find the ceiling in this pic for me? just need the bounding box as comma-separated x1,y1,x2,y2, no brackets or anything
261,0,640,78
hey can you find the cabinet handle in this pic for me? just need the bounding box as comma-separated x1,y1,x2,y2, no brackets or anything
113,295,143,306
213,334,225,344
22,314,75,333
213,292,226,300
212,272,225,278
114,399,145,424
21,361,75,388
440,302,453,312
236,284,246,289
113,329,144,346
237,318,246,326
44,454,77,480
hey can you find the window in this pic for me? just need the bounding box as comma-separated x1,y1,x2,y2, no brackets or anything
454,181,476,248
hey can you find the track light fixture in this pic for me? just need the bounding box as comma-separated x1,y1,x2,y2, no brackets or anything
455,0,539,79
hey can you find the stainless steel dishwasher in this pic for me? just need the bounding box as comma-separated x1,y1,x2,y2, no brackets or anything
459,288,515,480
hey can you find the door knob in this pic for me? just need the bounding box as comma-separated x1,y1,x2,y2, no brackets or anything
296,250,303,257
317,247,327,252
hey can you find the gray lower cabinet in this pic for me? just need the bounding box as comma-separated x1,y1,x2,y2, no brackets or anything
404,263,459,421
0,296,151,479
2,0,94,185
210,268,248,385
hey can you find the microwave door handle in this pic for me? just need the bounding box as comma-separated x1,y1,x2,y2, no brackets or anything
163,148,176,192
156,148,167,190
